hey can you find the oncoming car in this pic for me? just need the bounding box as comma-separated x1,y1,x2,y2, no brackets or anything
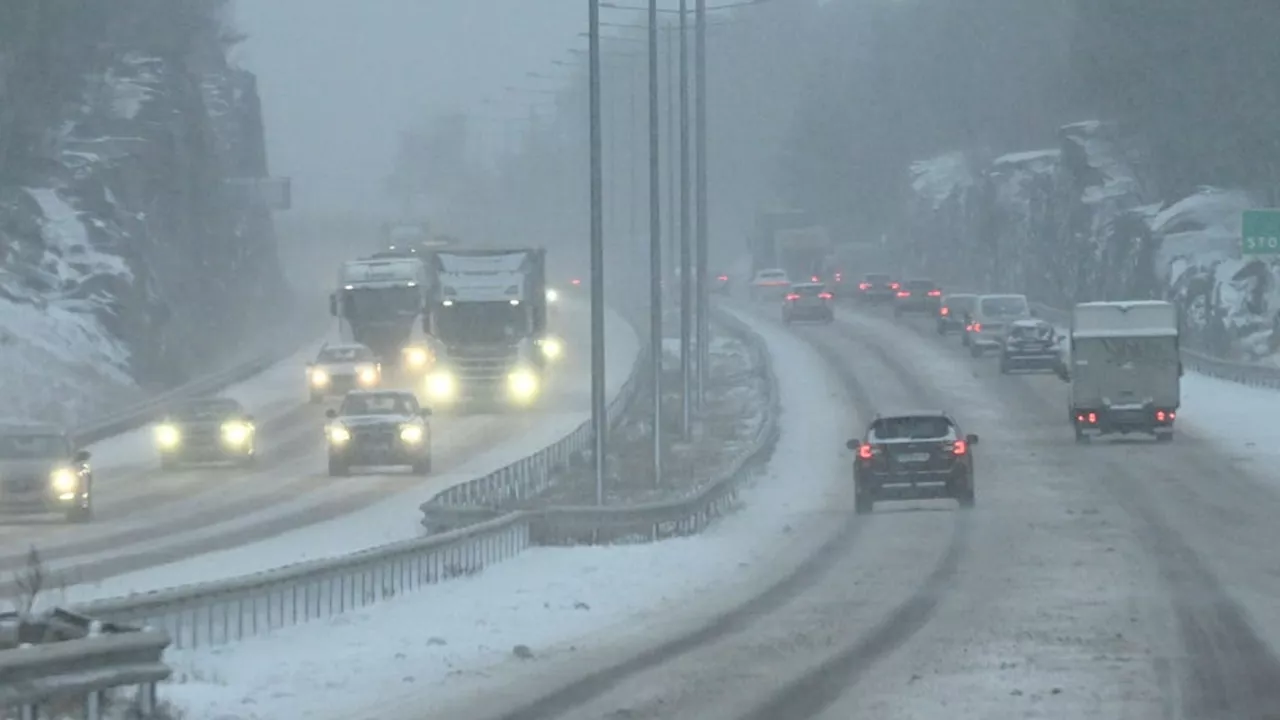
999,319,1062,374
324,390,432,477
153,397,256,470
846,411,978,514
0,423,93,523
306,343,381,402
782,282,834,324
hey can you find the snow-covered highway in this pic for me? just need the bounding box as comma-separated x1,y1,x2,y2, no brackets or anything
0,296,638,601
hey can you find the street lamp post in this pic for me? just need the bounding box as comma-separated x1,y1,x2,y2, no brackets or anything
587,0,607,506
694,0,709,410
647,0,662,487
678,0,693,441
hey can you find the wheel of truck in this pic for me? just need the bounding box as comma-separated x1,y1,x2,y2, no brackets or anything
970,344,983,358
854,493,874,515
327,457,350,477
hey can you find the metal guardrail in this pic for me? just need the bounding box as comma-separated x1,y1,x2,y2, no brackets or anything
68,303,650,650
1031,301,1280,389
0,609,170,719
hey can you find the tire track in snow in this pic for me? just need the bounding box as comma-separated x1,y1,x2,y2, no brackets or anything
849,301,1280,719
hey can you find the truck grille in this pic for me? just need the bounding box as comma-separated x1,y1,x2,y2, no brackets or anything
448,346,518,382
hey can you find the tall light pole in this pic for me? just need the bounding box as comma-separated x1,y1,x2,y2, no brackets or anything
694,0,709,410
678,0,693,441
587,0,607,505
647,0,662,487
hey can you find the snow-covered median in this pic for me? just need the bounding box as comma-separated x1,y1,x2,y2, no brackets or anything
163,304,854,720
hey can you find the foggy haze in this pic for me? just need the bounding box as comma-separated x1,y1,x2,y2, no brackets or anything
234,0,585,213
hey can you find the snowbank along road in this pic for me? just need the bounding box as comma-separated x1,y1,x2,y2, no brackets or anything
463,298,1280,720
0,295,634,601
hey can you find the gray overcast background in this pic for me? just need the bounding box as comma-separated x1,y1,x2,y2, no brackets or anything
233,0,589,214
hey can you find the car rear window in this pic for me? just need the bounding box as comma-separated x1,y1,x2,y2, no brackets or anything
759,271,786,280
865,274,891,283
945,296,976,311
868,416,956,441
980,296,1029,317
905,280,936,291
1010,323,1053,340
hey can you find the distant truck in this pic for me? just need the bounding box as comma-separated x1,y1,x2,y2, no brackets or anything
421,248,556,408
749,208,833,282
1059,300,1182,444
330,258,432,374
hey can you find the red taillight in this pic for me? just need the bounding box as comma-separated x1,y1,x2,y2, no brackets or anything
928,290,941,297
940,307,950,316
571,278,582,286
717,274,728,281
858,444,874,460
811,275,820,282
890,282,900,289
1156,410,1166,422
785,293,800,301
819,292,833,300
1077,412,1099,424
972,323,982,332
897,291,910,298
834,273,843,281
858,282,871,290
952,440,967,455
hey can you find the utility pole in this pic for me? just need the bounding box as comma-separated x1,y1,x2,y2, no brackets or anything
647,0,663,487
678,0,693,441
587,0,607,505
666,24,677,291
629,62,638,242
694,0,709,410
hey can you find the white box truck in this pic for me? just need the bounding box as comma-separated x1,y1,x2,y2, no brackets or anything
1060,300,1182,443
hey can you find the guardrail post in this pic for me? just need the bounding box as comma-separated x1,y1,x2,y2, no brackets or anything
20,703,36,720
83,620,103,720
139,681,157,716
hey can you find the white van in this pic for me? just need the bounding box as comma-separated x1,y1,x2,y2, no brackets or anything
965,294,1032,357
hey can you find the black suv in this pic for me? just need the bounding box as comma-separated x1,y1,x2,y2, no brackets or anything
325,390,432,476
893,279,943,317
846,411,978,514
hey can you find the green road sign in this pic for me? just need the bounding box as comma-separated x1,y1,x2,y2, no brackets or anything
1242,209,1280,255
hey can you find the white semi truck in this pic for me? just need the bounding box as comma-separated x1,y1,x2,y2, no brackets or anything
421,248,556,409
1059,300,1182,443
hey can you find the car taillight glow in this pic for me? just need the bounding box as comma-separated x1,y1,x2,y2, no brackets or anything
811,275,820,282
858,444,874,460
571,278,582,286
1156,410,1175,422
890,282,900,289
819,292,833,300
834,273,842,281
941,307,950,316
785,293,800,301
952,440,967,455
972,323,982,332
858,282,871,290
897,291,910,297
928,290,942,297
718,274,728,281
1076,412,1098,424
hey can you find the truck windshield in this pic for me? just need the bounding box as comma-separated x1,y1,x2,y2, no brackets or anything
434,302,527,344
343,286,421,320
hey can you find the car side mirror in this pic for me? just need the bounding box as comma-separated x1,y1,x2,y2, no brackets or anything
845,439,861,451
73,450,91,464
325,409,338,419
965,434,979,446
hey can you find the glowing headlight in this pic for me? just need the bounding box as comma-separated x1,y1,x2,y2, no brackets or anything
399,424,424,444
327,425,351,444
540,337,564,360
546,288,559,303
310,369,330,387
425,370,455,400
356,364,379,386
50,468,77,493
221,421,251,445
404,347,430,368
154,424,181,448
507,368,539,400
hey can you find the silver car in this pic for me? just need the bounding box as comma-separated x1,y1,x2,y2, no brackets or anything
0,423,93,523
306,343,382,402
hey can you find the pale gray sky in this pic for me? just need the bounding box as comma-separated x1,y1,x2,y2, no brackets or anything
234,0,604,213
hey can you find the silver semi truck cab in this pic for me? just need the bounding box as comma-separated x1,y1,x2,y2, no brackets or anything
1061,300,1182,444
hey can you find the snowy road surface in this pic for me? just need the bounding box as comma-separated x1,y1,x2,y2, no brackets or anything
432,300,1280,720
160,303,857,720
0,296,634,601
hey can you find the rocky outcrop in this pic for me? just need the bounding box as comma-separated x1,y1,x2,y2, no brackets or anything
0,2,288,424
904,120,1279,363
